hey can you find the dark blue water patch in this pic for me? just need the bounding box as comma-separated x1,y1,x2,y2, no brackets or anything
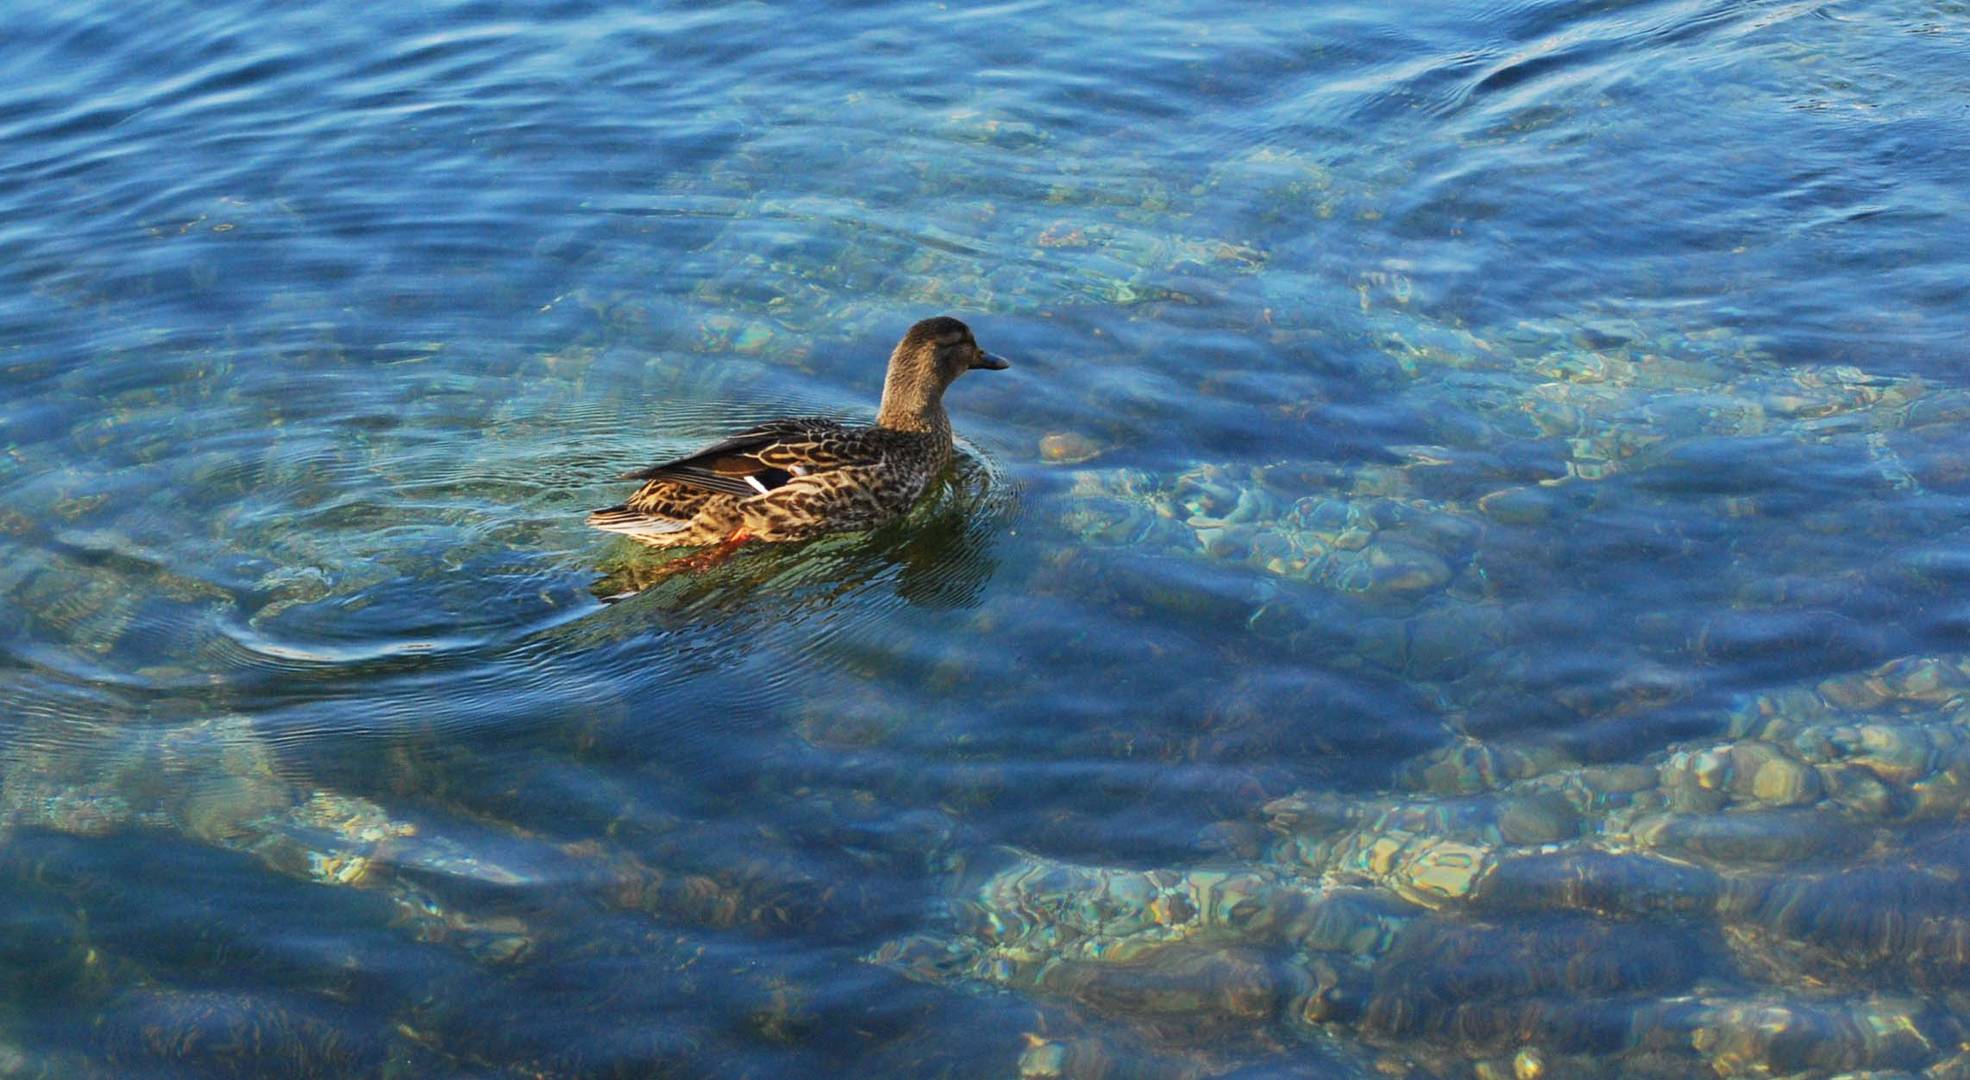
1195,664,1451,782
0,395,77,450
92,987,388,1080
1692,607,1885,668
1,828,463,1003
0,875,97,1004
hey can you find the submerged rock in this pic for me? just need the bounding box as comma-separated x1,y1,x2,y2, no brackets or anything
878,652,1970,1075
1039,431,1104,465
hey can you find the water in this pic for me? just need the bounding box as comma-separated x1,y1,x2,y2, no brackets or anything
2,0,1968,1075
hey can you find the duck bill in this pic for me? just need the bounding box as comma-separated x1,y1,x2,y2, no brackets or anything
971,352,1011,371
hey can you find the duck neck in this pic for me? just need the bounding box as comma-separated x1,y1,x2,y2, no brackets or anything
876,377,952,442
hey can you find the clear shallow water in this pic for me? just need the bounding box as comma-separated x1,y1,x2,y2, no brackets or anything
2,0,1969,1075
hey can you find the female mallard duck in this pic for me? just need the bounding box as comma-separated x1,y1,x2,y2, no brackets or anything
588,316,1008,549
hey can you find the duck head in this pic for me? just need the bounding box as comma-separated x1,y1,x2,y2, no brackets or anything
876,316,1009,432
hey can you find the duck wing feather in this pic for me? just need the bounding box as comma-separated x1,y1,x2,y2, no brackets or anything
618,418,882,496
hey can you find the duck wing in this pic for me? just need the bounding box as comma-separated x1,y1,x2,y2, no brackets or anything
619,418,881,496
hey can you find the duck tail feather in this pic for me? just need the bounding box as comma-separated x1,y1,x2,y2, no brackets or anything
586,506,691,536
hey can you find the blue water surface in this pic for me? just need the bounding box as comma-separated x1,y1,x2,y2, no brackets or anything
3,0,1969,1075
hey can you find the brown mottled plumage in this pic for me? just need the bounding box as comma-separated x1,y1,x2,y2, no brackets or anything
588,316,1008,547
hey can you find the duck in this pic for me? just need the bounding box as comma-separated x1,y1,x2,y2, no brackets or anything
587,316,1009,552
